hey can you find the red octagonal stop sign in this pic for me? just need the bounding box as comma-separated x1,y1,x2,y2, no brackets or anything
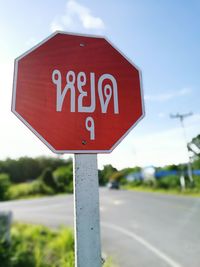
12,32,144,153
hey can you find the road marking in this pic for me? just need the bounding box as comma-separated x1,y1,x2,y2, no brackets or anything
113,200,124,205
102,222,183,267
100,206,106,212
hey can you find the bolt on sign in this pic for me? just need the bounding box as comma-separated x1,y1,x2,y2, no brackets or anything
12,32,144,153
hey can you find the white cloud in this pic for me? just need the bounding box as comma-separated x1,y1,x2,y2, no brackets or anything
145,88,192,102
50,21,64,32
50,0,105,33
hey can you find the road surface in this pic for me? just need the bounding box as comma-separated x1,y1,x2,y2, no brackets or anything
0,189,200,267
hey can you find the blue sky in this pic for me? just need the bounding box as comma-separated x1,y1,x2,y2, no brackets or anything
0,0,199,169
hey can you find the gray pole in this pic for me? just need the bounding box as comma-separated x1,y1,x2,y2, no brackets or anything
170,112,193,182
73,154,102,267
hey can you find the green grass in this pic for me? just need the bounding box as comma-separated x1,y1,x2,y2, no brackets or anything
104,257,118,267
122,175,200,197
1,223,74,267
7,180,54,200
0,223,115,267
123,184,200,197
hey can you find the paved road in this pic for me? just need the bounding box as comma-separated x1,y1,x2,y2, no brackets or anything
0,189,200,267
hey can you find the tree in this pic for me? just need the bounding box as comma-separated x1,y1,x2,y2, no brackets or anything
40,168,57,192
188,134,200,170
36,156,70,172
0,156,72,184
109,171,123,182
53,165,73,193
98,164,117,185
0,157,40,183
188,134,200,158
0,174,10,200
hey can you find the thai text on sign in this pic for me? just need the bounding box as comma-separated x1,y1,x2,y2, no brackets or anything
52,70,119,140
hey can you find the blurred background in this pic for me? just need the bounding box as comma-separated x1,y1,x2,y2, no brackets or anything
0,1,200,267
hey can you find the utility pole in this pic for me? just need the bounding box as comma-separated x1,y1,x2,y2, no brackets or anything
170,112,193,183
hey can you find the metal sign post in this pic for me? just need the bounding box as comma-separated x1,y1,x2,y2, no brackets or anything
73,154,101,267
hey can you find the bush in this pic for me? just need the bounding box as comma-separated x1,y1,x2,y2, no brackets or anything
0,223,115,267
120,177,128,185
0,157,71,184
40,168,57,192
7,180,54,200
0,173,11,200
0,223,74,267
110,171,123,182
129,179,143,187
155,175,180,189
99,165,117,186
53,166,73,193
193,175,200,190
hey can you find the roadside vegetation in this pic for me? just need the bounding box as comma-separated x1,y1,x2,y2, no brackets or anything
0,155,200,200
0,135,199,200
0,223,74,267
122,175,200,197
0,157,73,201
0,136,199,267
121,135,200,196
103,135,200,196
0,222,114,267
